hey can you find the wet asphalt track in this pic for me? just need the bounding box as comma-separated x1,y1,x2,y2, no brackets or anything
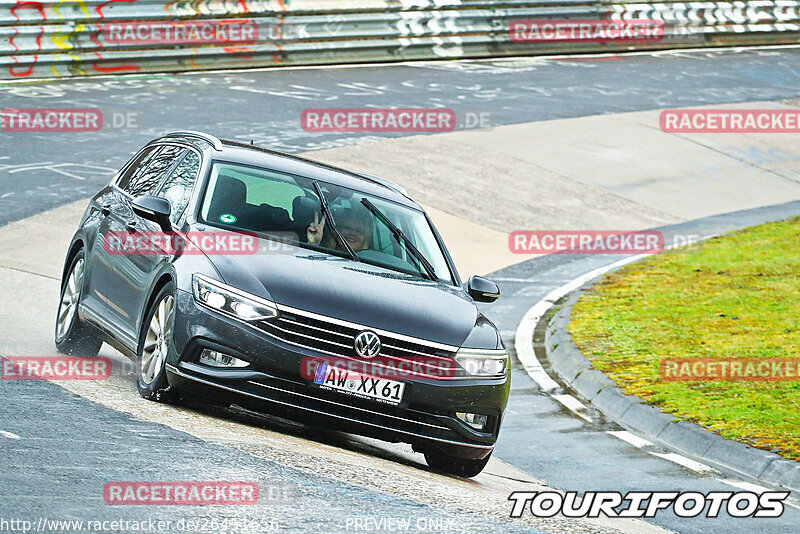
2,47,800,226
2,48,800,533
2,377,543,534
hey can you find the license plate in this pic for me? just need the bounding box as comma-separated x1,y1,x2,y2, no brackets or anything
313,362,405,405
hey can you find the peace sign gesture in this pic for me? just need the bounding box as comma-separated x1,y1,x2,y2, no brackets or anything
306,211,326,245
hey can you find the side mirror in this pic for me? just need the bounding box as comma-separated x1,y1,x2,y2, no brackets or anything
467,275,500,303
132,195,171,231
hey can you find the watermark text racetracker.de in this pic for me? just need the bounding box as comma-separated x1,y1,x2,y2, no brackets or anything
300,108,494,133
102,20,258,46
103,231,346,257
508,230,705,254
509,490,790,519
300,357,460,382
509,19,663,43
0,108,140,132
660,109,800,133
509,230,663,254
104,481,258,506
104,231,259,256
1,356,112,380
661,358,800,382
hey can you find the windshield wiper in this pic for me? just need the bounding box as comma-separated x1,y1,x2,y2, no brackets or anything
360,198,436,281
313,181,359,261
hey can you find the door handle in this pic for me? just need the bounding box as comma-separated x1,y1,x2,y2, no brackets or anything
100,204,111,217
125,220,138,232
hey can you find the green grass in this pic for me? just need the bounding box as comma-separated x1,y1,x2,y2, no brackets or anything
569,217,800,460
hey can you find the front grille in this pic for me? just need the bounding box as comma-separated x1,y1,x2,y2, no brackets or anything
168,363,497,449
256,306,462,379
247,378,453,433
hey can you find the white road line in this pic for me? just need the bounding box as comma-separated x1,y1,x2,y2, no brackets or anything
611,429,800,501
0,430,21,439
515,316,560,393
781,499,800,511
714,478,772,493
607,430,654,449
714,478,800,510
649,452,719,475
610,430,800,503
611,431,721,476
513,252,649,392
514,235,718,401
3,162,55,172
552,394,593,422
514,233,720,392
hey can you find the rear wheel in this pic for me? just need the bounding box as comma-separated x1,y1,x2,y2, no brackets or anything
137,283,179,403
55,249,102,356
424,450,491,478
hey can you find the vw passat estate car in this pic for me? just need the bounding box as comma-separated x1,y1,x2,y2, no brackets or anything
55,131,510,477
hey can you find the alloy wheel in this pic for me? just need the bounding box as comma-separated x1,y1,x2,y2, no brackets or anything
141,294,174,384
56,258,84,341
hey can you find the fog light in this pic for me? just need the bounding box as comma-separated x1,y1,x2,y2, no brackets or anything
456,412,489,431
199,349,249,368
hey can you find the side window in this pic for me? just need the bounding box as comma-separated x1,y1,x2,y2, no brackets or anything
155,150,201,225
118,145,184,197
117,146,158,193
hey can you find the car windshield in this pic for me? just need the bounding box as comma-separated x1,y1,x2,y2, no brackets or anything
198,161,454,284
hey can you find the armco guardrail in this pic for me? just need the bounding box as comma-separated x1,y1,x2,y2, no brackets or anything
1,0,799,79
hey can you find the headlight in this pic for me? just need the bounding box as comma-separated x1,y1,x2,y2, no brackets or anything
192,274,278,321
455,348,509,377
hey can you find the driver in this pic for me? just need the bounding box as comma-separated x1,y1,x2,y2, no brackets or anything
306,207,373,253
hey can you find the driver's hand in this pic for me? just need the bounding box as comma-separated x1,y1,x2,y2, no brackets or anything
307,212,326,245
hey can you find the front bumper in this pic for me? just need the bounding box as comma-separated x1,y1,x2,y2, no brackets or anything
167,290,510,460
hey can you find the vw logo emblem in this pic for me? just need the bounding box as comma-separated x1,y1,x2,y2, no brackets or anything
354,330,381,358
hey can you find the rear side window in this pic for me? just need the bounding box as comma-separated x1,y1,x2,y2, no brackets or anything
155,150,201,225
117,145,184,197
117,147,157,193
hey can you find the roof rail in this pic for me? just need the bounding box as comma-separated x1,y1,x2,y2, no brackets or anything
163,131,222,151
357,173,408,197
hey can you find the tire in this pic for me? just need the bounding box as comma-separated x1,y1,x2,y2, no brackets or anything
55,249,102,357
424,450,492,478
136,282,180,403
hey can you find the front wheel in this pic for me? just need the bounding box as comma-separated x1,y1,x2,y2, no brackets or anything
55,249,102,356
424,450,491,478
137,283,179,403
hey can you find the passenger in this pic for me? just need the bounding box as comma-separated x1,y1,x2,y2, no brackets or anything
307,208,373,252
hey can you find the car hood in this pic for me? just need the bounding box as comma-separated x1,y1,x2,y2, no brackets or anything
211,246,478,347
